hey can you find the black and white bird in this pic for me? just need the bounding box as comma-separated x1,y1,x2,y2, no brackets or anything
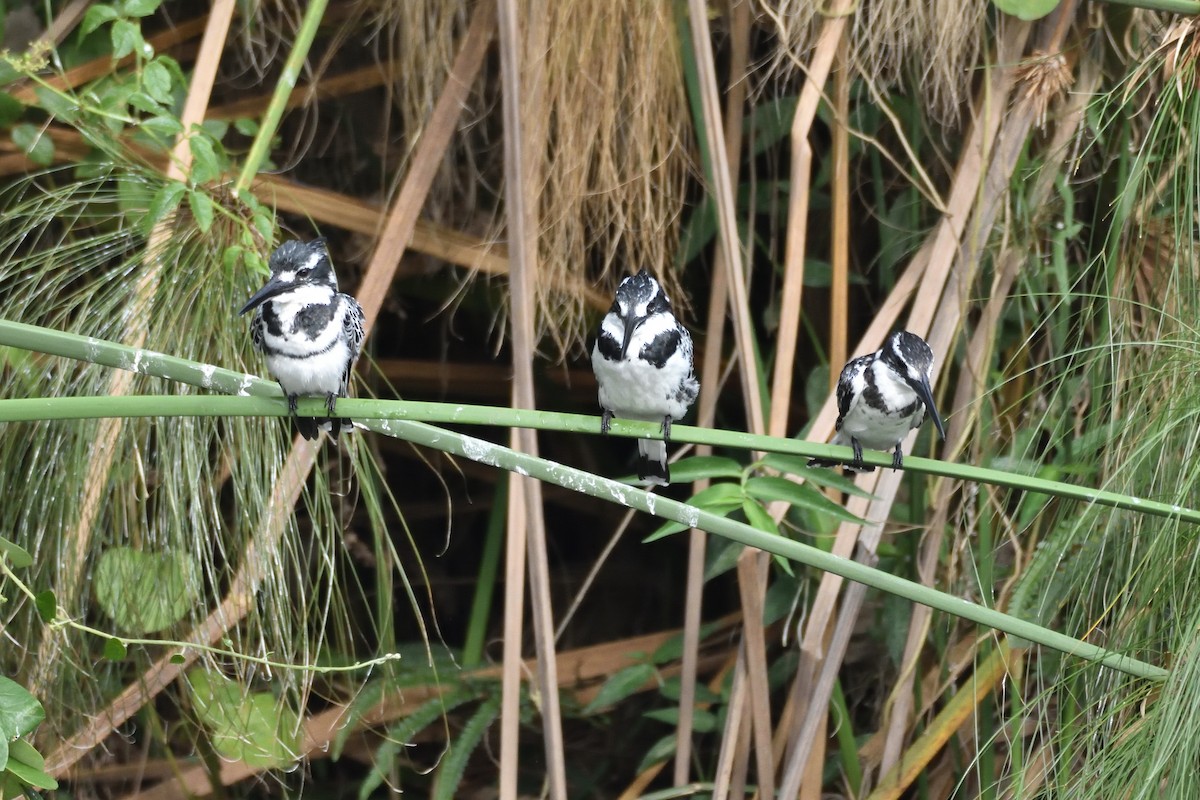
808,331,946,473
591,269,699,486
239,238,365,441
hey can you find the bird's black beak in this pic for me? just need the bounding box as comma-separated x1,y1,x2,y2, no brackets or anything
913,376,947,441
620,308,641,359
238,277,289,316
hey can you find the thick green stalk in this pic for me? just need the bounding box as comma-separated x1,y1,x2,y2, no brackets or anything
461,472,507,668
232,0,330,196
1098,0,1200,11
0,318,1177,680
0,393,1171,681
1,393,1196,528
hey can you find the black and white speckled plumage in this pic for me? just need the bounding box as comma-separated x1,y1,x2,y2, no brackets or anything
240,238,365,441
809,331,946,473
591,269,699,486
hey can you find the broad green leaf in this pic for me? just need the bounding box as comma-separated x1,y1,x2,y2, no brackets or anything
34,590,55,623
81,4,119,36
11,124,53,166
188,670,302,769
651,619,724,664
0,676,44,739
991,0,1059,20
93,546,197,634
637,733,678,772
142,60,173,103
583,662,656,713
667,455,745,483
145,180,186,229
110,19,143,60
126,90,163,115
741,497,778,535
103,638,128,661
33,86,77,121
643,706,718,733
122,0,161,17
0,735,6,775
4,739,57,790
745,475,864,524
188,189,214,233
234,117,259,136
0,536,32,568
0,93,24,127
742,498,794,577
759,452,874,497
644,480,745,542
140,113,183,138
187,131,220,183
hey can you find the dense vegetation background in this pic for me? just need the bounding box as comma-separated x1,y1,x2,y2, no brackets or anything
1,0,1199,798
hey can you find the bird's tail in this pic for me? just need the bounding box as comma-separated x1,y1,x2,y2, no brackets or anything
292,417,355,441
318,418,356,441
636,438,670,487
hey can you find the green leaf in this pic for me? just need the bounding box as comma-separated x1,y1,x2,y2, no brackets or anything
188,670,302,769
741,497,778,535
991,0,1059,20
0,93,24,127
34,590,55,623
187,132,219,183
142,60,173,104
169,653,186,664
583,663,657,714
126,90,163,114
110,18,143,59
0,676,44,739
11,123,53,166
5,739,59,790
140,113,183,138
145,180,186,228
93,546,197,634
667,455,745,483
745,475,864,524
644,482,746,542
33,86,76,121
0,536,32,568
121,0,161,17
103,637,128,661
643,706,718,733
234,117,259,136
431,695,500,800
188,189,214,232
81,4,120,36
759,452,874,497
636,733,678,772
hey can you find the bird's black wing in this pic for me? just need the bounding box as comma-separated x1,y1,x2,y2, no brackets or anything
834,354,873,431
249,311,265,353
340,295,366,392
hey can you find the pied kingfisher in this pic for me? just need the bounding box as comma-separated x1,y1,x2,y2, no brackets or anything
239,238,365,441
591,269,699,486
808,330,946,473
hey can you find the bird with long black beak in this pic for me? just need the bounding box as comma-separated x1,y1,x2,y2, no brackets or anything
239,238,365,441
808,330,946,473
591,269,699,486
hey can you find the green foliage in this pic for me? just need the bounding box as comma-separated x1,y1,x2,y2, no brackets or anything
0,678,56,794
991,0,1060,20
188,669,302,769
93,546,197,634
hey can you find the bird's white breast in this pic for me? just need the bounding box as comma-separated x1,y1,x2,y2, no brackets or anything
834,361,925,450
591,332,694,423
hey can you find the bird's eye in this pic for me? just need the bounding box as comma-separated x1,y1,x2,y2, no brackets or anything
297,268,312,279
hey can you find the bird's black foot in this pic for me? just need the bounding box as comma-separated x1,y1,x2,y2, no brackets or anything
601,409,613,435
892,443,904,470
847,437,875,473
661,415,672,443
325,392,339,416
286,392,299,415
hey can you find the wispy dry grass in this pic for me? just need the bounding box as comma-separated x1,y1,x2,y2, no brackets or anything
755,0,986,128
